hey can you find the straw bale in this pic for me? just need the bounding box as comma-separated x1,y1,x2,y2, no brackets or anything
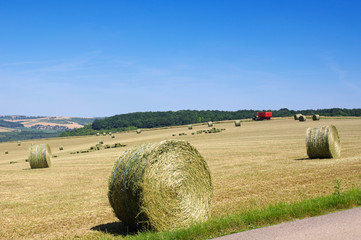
306,125,341,159
299,115,306,121
136,129,141,134
28,144,52,169
17,141,21,146
108,140,213,231
207,121,213,127
294,114,302,120
59,146,64,150
312,114,320,121
234,120,241,127
188,125,193,130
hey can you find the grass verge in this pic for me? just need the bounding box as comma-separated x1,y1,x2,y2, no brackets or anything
94,188,361,240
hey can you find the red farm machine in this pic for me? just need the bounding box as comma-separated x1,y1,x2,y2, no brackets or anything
252,112,272,121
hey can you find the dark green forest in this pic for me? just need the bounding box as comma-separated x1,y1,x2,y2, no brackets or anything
59,108,361,137
0,120,24,128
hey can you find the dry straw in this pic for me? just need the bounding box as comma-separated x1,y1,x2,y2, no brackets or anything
299,115,306,122
28,144,52,169
294,114,302,120
312,114,320,121
208,121,213,127
108,140,213,231
234,120,241,127
306,125,341,159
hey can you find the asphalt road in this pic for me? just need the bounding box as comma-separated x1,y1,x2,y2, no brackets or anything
213,207,361,240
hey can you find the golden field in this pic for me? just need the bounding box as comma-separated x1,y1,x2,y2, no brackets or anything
0,117,360,239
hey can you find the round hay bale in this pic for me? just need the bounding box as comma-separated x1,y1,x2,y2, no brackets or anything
188,124,193,130
306,125,341,159
136,129,141,134
234,120,241,127
28,144,52,169
96,133,100,136
294,114,302,120
312,114,320,121
207,121,213,127
99,139,103,144
17,141,21,146
103,132,106,136
59,146,64,151
108,140,213,231
5,150,8,154
299,115,306,122
109,132,112,135
111,135,115,138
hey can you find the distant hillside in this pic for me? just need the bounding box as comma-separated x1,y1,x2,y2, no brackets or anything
0,116,97,142
60,108,361,137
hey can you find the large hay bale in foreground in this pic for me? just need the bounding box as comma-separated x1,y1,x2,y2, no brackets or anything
207,121,213,127
294,114,302,120
29,144,52,169
306,125,341,159
299,115,306,121
108,140,213,231
234,120,241,127
312,114,320,121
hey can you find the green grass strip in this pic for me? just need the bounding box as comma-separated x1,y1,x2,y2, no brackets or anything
98,188,361,240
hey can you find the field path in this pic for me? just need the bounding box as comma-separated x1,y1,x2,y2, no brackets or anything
213,207,361,240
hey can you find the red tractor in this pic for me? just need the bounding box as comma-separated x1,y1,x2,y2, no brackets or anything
253,112,272,121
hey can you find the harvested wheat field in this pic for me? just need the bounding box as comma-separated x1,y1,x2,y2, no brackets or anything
0,118,361,239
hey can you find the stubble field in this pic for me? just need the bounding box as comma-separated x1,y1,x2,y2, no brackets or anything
1,117,360,239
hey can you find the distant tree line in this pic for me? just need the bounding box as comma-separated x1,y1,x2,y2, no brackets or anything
57,108,361,137
0,120,24,128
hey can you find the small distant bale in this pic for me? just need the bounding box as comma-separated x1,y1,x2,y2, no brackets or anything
109,132,112,135
312,114,320,121
10,161,17,164
299,115,306,122
96,133,100,136
17,141,21,146
234,120,241,127
111,135,115,138
5,150,8,154
59,146,64,150
294,114,302,120
108,140,213,231
172,134,176,136
103,132,106,136
99,139,104,144
306,125,341,159
28,144,52,169
188,125,193,130
136,129,141,134
207,121,213,127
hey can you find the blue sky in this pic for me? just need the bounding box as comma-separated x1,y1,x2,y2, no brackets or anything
1,1,360,117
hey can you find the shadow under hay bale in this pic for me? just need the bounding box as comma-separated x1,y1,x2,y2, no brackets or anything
312,114,320,121
299,115,306,122
306,125,341,159
29,144,52,169
108,140,213,231
294,114,302,120
234,120,241,127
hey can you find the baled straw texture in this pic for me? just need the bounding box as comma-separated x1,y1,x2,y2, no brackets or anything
299,115,306,121
28,144,52,169
294,114,302,120
188,125,192,130
234,120,241,127
108,139,213,231
312,114,320,121
306,125,341,159
208,121,213,127
136,129,141,134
